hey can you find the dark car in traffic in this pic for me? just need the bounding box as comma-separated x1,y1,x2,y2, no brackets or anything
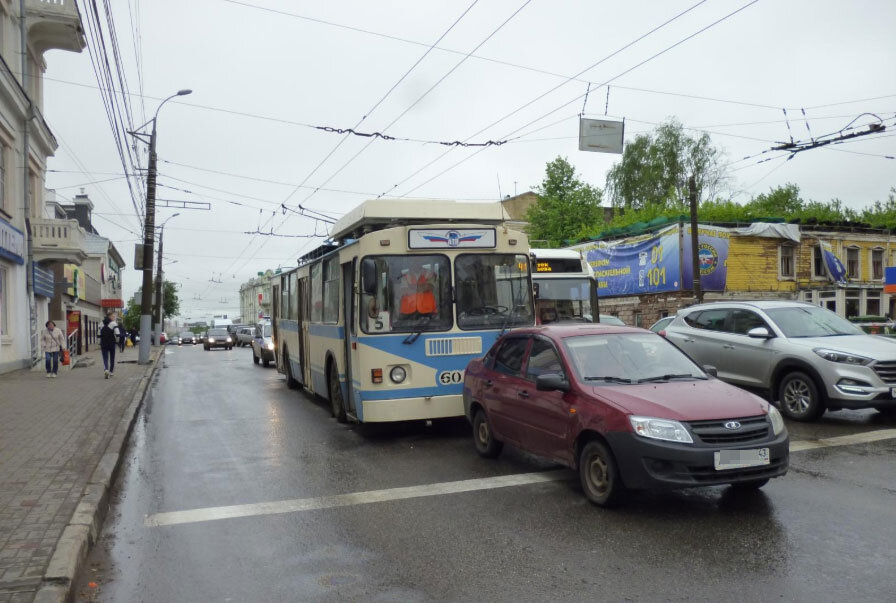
204,328,233,351
463,324,789,506
179,331,195,345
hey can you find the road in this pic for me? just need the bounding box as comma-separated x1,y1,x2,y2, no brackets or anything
74,343,896,602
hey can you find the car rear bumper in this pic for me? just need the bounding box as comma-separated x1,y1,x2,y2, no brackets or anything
605,431,789,490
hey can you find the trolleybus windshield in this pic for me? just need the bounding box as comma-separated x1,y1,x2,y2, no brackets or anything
360,255,452,334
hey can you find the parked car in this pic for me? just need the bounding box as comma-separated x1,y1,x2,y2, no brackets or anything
663,300,896,421
598,314,626,326
251,322,274,367
649,316,675,334
463,324,788,506
228,324,249,344
237,327,255,347
168,336,180,345
179,332,195,345
204,328,233,351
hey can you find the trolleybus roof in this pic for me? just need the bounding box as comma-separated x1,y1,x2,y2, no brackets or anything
330,199,508,241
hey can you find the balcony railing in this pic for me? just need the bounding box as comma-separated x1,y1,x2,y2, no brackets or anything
31,217,88,264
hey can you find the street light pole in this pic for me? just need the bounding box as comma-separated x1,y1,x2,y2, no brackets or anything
154,213,179,341
138,89,192,364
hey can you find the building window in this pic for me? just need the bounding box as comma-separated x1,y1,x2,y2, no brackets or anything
845,289,860,318
779,245,794,278
871,248,884,280
633,312,642,328
866,293,881,317
0,266,7,336
846,247,860,279
813,245,825,278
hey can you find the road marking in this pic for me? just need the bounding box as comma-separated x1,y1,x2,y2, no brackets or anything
145,429,896,528
789,428,896,452
145,470,569,527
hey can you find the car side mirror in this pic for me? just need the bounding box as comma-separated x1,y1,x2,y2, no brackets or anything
361,258,377,295
747,327,772,339
703,364,718,378
536,373,569,392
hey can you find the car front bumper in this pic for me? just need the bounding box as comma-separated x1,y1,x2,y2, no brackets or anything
258,347,275,360
605,430,789,490
206,341,232,348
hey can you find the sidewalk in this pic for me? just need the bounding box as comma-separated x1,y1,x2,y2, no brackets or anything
0,345,162,603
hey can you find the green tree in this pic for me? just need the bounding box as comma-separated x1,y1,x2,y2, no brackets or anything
120,280,181,332
605,119,727,209
525,156,604,245
122,297,140,332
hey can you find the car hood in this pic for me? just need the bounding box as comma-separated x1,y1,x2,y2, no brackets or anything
591,378,768,421
783,334,896,359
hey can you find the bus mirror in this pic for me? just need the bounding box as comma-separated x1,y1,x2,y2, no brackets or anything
361,259,376,295
533,283,540,299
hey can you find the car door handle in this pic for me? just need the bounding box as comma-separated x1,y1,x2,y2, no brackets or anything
722,344,735,349
518,390,530,399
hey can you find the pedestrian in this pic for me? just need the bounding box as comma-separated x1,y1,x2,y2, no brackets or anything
40,320,66,378
118,322,127,352
99,312,121,379
129,328,137,347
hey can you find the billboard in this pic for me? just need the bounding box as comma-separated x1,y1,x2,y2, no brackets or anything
576,226,681,296
681,225,731,291
578,118,624,154
64,264,86,300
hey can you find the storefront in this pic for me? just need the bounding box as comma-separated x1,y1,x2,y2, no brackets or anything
0,217,27,373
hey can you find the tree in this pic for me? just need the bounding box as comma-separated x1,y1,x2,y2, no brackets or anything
605,119,727,209
121,280,180,332
525,156,604,245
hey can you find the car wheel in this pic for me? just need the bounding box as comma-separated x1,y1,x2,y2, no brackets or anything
284,348,299,389
730,478,769,490
578,440,625,507
778,371,824,421
204,346,209,351
262,358,270,367
472,408,503,458
328,364,347,423
253,350,259,364
874,406,896,418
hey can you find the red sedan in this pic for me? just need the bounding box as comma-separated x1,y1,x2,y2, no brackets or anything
463,324,789,506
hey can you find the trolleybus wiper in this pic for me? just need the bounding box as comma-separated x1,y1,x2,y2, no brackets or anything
402,315,431,345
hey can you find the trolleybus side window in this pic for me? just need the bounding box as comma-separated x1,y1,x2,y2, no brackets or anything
280,276,290,321
288,272,298,321
310,262,323,323
323,256,339,324
455,254,534,330
360,255,451,334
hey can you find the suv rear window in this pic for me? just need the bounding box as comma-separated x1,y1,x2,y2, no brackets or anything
684,309,729,331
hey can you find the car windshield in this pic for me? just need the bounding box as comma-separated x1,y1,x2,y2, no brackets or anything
259,325,271,337
361,254,452,334
208,329,228,337
563,333,705,384
765,306,864,337
535,278,593,323
179,332,192,338
455,254,534,330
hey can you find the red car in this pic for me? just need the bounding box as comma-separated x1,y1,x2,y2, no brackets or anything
463,324,789,506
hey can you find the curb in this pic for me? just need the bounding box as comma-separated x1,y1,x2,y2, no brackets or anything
33,349,164,603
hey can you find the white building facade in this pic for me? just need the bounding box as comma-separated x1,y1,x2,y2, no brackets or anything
0,0,84,373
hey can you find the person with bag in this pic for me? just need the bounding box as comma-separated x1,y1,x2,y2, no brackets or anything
41,320,66,378
100,312,121,379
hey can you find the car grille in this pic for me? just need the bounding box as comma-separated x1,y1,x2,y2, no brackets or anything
685,415,770,445
872,361,896,384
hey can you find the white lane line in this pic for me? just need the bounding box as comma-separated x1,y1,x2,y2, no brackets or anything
789,428,896,452
144,470,569,528
145,429,896,528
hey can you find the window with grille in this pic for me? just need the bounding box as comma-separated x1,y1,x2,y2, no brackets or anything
846,247,860,279
780,245,794,278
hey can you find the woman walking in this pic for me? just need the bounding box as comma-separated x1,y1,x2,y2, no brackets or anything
100,312,121,379
41,320,66,378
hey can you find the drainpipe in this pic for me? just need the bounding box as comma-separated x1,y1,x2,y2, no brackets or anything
20,0,37,366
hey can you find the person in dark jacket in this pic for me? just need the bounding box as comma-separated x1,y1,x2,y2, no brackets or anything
100,312,121,379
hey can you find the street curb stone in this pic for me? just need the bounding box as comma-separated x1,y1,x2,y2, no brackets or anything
32,349,163,603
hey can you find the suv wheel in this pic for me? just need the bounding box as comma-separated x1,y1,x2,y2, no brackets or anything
778,371,824,421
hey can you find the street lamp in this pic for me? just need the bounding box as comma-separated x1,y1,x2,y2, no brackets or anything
138,89,191,365
154,212,180,341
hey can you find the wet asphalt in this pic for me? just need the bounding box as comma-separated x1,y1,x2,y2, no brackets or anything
73,344,896,602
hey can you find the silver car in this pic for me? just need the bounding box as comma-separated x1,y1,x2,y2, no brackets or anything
664,300,896,421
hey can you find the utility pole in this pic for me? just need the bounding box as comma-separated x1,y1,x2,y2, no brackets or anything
138,123,157,364
154,224,163,342
688,175,702,304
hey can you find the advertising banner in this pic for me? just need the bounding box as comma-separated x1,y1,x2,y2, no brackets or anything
681,225,731,291
66,310,81,337
885,266,896,293
64,264,85,300
816,239,848,284
575,226,681,296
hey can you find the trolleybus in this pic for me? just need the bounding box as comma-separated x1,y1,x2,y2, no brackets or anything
530,248,599,324
273,199,534,423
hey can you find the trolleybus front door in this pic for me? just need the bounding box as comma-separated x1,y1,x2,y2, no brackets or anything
342,260,358,418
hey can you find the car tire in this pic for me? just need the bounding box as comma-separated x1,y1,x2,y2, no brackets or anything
204,346,209,351
730,478,769,490
874,406,896,418
778,371,824,421
472,408,503,458
262,358,270,367
328,364,347,423
253,351,259,364
284,349,299,389
578,439,625,507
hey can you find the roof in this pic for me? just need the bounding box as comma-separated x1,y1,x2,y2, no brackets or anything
330,199,508,240
84,232,110,256
503,323,646,338
529,248,582,259
678,300,815,313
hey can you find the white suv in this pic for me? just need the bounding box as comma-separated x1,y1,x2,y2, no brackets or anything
664,300,896,421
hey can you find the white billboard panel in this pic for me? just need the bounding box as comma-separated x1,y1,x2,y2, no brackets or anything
578,118,624,154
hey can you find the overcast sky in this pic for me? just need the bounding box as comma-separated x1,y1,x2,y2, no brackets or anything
42,0,896,322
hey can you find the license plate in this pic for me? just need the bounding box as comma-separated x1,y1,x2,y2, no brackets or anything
714,448,770,470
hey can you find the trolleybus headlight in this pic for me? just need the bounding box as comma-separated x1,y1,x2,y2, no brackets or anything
390,366,407,384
